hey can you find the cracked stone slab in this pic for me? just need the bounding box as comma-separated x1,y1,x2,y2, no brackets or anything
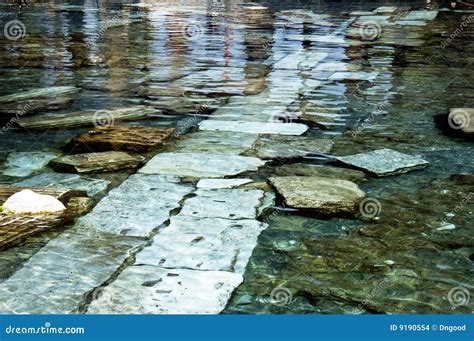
139,153,265,178
79,174,192,237
16,173,110,196
175,131,257,155
269,176,365,215
0,227,142,314
336,148,430,177
199,120,308,135
249,135,333,159
180,188,265,219
197,178,253,189
135,215,267,273
86,266,242,314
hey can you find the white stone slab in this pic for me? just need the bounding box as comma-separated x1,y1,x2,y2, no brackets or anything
181,188,265,219
79,174,192,236
135,215,267,273
197,178,253,189
139,153,265,178
86,266,242,314
199,120,308,135
336,148,430,176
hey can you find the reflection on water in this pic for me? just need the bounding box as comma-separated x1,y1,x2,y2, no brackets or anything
0,0,472,314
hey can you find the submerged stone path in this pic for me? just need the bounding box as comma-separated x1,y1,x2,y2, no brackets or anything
0,6,442,314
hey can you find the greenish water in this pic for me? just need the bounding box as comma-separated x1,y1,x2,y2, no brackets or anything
0,0,472,314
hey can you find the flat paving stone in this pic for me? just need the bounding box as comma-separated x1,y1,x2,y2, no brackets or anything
79,174,192,237
86,266,242,314
249,135,333,159
336,148,430,177
139,152,265,178
180,188,265,219
0,86,79,103
199,120,309,135
275,164,366,182
135,215,267,273
0,227,143,314
269,176,366,215
197,178,253,189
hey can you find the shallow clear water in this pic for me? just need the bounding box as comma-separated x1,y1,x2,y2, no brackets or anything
0,0,472,314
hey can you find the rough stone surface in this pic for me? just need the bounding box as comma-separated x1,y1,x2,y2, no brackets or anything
199,120,309,135
50,151,145,174
0,86,79,103
269,176,365,214
139,152,265,178
336,148,430,176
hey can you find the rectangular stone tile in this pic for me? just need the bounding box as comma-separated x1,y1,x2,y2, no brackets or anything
86,266,242,314
199,120,309,135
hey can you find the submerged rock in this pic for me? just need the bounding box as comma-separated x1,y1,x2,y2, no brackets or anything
197,178,253,189
0,86,79,103
435,108,473,141
336,149,429,177
2,189,66,214
275,163,366,182
199,120,309,136
49,151,145,174
2,151,58,178
139,152,265,178
68,125,175,153
268,176,365,215
248,135,333,159
15,173,109,197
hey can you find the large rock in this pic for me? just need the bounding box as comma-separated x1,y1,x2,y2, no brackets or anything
336,149,429,177
268,176,365,215
0,86,79,103
2,189,66,214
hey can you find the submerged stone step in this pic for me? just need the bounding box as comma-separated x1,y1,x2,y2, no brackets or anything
247,135,333,159
79,174,192,237
68,125,175,153
18,106,159,130
2,151,58,178
139,152,265,178
268,176,366,215
0,86,79,103
87,266,242,314
336,148,430,177
49,151,145,174
199,120,309,135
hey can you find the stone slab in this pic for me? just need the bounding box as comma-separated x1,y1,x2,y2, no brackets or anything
197,178,253,189
2,152,58,177
336,148,430,177
139,152,265,178
199,120,308,135
250,135,333,159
